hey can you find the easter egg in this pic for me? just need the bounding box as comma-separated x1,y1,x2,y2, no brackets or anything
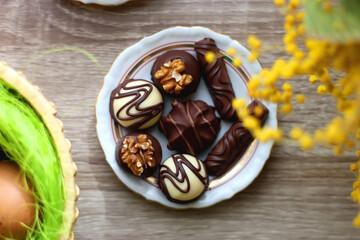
0,161,36,240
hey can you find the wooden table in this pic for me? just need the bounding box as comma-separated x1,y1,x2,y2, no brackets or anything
0,0,358,239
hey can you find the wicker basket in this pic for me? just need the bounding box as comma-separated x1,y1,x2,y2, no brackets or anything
0,62,79,240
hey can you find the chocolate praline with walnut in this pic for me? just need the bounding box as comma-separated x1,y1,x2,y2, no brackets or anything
151,50,200,98
115,132,162,178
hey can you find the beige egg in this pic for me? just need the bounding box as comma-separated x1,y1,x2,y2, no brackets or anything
0,161,36,240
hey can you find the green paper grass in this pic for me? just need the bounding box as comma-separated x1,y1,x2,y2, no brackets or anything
0,79,66,240
21,46,105,75
305,0,360,42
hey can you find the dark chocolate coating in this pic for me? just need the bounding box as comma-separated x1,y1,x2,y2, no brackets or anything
194,38,237,121
115,132,162,178
109,79,164,130
158,154,209,204
151,50,200,97
159,99,221,156
205,100,269,177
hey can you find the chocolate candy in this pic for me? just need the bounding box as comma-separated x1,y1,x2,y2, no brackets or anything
110,79,164,130
115,132,162,177
205,100,269,176
159,99,221,156
194,38,237,121
158,154,208,203
151,50,200,97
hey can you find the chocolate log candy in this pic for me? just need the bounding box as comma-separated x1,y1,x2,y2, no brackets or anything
115,132,162,177
159,99,221,156
158,154,209,203
194,38,237,121
247,100,269,126
110,79,164,130
151,50,201,97
205,100,269,176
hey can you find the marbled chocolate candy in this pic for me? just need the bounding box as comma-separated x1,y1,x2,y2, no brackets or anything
110,79,164,130
158,154,208,203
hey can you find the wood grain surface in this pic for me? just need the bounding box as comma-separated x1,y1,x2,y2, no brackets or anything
0,0,359,239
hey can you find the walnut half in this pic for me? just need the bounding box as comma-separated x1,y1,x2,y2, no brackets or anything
155,59,193,94
121,134,155,176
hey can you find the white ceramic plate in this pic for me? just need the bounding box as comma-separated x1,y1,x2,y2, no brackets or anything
96,26,277,208
75,0,129,5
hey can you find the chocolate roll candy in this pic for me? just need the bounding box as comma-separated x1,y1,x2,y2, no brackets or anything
115,132,162,178
159,99,221,156
158,154,209,203
246,100,269,126
205,100,269,176
194,38,237,121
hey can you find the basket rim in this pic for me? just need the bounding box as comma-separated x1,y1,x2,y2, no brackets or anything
0,61,79,240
